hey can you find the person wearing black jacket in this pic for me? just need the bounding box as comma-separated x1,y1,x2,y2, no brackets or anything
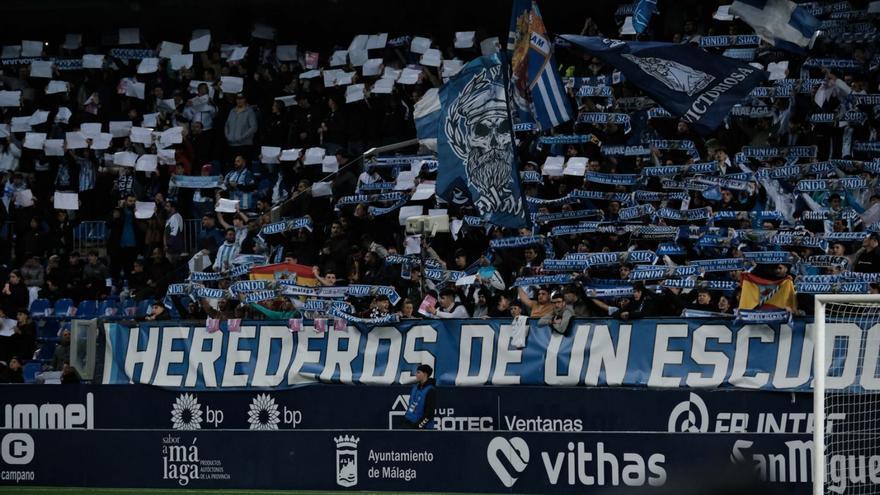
402,364,436,429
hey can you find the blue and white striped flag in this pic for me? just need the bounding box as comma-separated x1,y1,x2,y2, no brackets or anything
508,0,573,130
729,0,820,54
632,0,659,34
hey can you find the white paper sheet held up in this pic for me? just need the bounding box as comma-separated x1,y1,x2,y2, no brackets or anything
46,80,69,94
220,76,244,94
109,121,132,138
30,61,53,78
410,36,431,54
90,133,113,150
322,155,339,173
135,154,158,172
276,45,297,61
170,54,193,70
135,201,156,219
280,148,302,161
54,192,79,210
345,84,365,103
43,139,64,156
21,40,43,57
65,132,88,150
129,127,153,145
454,31,475,48
82,54,104,69
398,206,424,225
215,198,239,213
113,151,137,167
420,49,442,67
63,34,82,50
24,133,46,150
190,30,211,52
0,91,21,107
304,147,326,165
158,41,183,58
260,146,281,164
311,182,332,197
137,58,159,74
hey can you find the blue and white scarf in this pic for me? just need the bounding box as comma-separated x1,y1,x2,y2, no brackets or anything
656,207,713,221
690,258,746,272
795,282,869,294
618,204,655,221
259,217,313,236
534,209,604,223
542,259,591,272
512,274,573,288
586,171,641,186
327,306,399,325
736,309,791,324
699,35,761,48
661,279,738,290
742,251,795,264
490,235,544,249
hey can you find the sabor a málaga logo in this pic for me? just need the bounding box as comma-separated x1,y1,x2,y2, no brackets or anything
667,393,709,432
170,393,203,430
486,436,530,488
334,435,359,487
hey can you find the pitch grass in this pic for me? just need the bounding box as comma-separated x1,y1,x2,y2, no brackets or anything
3,489,486,495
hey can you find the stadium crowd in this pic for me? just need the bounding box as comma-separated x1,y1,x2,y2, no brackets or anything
1,1,880,378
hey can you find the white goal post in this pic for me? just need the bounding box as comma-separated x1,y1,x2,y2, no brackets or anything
813,294,880,495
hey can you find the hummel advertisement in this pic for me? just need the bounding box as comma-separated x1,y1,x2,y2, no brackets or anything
0,385,813,432
1,429,866,493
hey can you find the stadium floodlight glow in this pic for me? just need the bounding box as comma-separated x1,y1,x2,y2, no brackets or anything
813,294,880,495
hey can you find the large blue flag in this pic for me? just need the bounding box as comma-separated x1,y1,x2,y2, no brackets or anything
429,54,529,229
507,0,573,131
632,0,659,34
561,36,766,134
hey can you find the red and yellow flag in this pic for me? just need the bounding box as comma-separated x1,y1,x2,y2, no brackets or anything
739,272,797,311
250,263,317,286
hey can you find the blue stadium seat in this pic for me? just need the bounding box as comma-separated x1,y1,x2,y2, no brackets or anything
76,300,98,318
29,298,51,318
23,362,42,383
36,323,60,342
98,299,119,318
135,299,154,318
53,298,75,318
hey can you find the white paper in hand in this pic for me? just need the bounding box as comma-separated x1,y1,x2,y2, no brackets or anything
322,155,339,173
30,61,53,78
24,133,46,150
21,40,44,57
142,113,159,128
54,107,72,124
54,192,79,210
135,201,156,219
109,121,132,138
229,46,248,62
442,59,463,79
280,148,302,161
137,58,159,74
251,23,276,40
44,139,65,156
261,146,281,164
454,31,475,49
713,5,736,21
28,110,50,126
190,30,211,52
362,59,383,77
158,41,183,58
215,198,239,213
158,149,176,165
65,132,88,150
542,156,565,176
135,154,158,172
125,82,145,99
170,54,193,70
80,122,102,139
220,76,244,94
398,68,422,85
82,54,104,69
11,117,31,133
621,16,636,35
345,84,365,103
46,80,69,94
299,69,321,79
311,182,332,197
113,151,138,167
329,50,348,67
410,36,431,54
420,49,442,68
90,133,113,150
159,127,183,147
367,33,388,49
304,147,326,165
348,49,368,67
412,182,436,200
0,91,21,107
129,127,154,145
372,78,395,94
564,157,588,176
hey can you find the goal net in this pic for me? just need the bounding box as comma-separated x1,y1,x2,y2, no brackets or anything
815,296,880,495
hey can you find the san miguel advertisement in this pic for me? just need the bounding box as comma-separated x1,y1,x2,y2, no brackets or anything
1,428,875,493
103,318,878,391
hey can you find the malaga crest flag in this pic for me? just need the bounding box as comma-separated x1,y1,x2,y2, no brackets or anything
739,272,798,311
561,36,766,134
416,54,529,229
507,0,573,131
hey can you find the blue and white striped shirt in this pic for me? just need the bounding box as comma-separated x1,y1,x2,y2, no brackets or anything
213,241,239,271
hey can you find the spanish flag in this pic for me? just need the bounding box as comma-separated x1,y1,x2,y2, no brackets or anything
739,272,797,311
250,263,318,286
